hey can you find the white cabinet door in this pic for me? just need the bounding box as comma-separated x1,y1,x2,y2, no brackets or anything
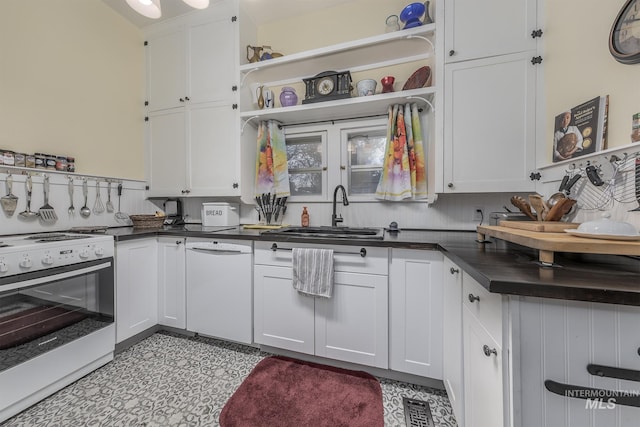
116,238,158,343
315,271,388,369
445,0,537,63
463,305,504,427
443,257,464,426
187,101,240,196
146,28,186,112
253,264,315,354
147,109,188,196
389,249,443,378
157,237,186,329
188,16,237,104
443,51,536,193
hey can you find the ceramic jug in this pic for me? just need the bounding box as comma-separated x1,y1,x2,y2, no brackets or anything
247,45,263,63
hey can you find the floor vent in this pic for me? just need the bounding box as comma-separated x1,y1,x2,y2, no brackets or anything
403,397,435,427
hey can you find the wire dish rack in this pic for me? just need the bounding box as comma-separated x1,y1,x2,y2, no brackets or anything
573,151,640,212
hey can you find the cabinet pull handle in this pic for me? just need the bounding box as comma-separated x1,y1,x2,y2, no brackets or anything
468,293,480,303
483,344,497,357
448,182,454,188
176,240,183,245
179,98,185,102
185,96,190,101
531,29,543,38
449,50,455,56
450,267,460,274
270,243,367,258
531,56,543,65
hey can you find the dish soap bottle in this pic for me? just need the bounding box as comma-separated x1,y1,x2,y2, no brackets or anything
301,207,309,227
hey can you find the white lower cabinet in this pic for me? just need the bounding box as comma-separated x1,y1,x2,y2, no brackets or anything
462,273,505,427
253,242,389,368
115,238,158,343
443,257,464,426
389,249,444,378
157,237,186,329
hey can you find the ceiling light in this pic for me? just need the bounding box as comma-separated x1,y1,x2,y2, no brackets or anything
182,0,210,9
126,0,161,19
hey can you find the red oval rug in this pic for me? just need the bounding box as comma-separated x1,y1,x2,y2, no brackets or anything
219,355,384,427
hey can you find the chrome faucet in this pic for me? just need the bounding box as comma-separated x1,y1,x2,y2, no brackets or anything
332,185,349,227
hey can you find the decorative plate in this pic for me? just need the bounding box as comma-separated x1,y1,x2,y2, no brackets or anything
402,66,432,91
565,229,640,241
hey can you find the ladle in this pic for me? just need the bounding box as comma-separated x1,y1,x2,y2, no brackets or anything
18,175,38,220
80,179,91,218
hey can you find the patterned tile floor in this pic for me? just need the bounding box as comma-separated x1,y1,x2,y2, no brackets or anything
2,332,457,426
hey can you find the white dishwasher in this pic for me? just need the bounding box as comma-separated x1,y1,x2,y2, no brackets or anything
185,238,253,344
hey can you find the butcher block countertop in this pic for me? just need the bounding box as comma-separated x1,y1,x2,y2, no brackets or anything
105,224,640,307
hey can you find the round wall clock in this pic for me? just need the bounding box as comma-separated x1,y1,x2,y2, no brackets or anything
609,0,640,64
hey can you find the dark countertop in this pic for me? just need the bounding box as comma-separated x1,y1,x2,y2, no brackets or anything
105,225,640,306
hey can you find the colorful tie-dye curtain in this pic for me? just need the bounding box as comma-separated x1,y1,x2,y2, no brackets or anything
375,104,427,200
255,120,290,197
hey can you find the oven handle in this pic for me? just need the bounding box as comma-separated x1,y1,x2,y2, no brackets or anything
1,261,112,293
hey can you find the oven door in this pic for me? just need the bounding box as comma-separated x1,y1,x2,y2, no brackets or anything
0,258,114,373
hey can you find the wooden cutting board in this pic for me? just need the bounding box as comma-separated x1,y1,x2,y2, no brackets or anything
477,225,640,265
498,221,579,232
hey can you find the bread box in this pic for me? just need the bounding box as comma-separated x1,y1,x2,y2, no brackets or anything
201,202,239,226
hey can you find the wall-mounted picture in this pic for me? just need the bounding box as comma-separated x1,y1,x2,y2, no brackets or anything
552,95,609,162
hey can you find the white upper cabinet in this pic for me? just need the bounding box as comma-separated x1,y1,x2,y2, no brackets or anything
443,51,537,193
147,28,186,112
444,0,538,63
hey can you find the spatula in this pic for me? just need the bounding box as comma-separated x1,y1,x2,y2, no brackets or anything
1,174,19,217
38,175,58,223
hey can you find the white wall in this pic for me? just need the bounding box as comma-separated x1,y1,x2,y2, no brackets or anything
0,0,145,180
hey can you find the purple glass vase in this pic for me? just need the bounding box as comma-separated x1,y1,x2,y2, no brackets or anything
279,87,298,107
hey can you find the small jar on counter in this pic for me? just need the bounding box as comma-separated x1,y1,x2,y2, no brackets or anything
14,153,26,167
25,154,36,168
55,156,68,171
66,156,75,172
45,154,57,170
35,153,46,169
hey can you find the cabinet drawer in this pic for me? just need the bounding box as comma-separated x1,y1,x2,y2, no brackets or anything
254,241,388,275
462,272,502,342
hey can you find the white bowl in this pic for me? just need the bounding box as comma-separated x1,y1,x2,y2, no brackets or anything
577,213,638,236
356,79,377,96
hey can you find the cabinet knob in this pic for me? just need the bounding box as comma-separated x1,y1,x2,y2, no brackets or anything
176,240,183,245
185,96,190,101
468,293,480,303
450,267,460,274
449,50,455,56
483,344,498,357
179,98,185,102
181,189,191,194
340,165,346,170
531,56,543,65
531,29,543,38
448,182,454,188
232,182,239,189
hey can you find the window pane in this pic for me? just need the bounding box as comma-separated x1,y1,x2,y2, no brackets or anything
348,134,386,167
289,172,322,196
349,169,382,195
286,138,322,169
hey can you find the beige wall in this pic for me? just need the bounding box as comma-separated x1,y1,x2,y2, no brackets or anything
544,0,640,162
0,0,144,179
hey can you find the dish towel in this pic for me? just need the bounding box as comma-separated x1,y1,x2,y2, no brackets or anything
255,120,291,197
292,248,335,298
375,103,428,200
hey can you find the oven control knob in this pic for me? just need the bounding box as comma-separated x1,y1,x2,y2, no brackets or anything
79,249,90,259
42,255,54,265
0,262,8,273
20,258,33,269
94,247,105,256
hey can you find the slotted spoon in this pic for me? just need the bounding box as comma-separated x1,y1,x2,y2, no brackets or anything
38,175,58,223
106,182,114,213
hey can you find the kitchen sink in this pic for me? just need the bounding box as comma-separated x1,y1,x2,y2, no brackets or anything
261,226,385,240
